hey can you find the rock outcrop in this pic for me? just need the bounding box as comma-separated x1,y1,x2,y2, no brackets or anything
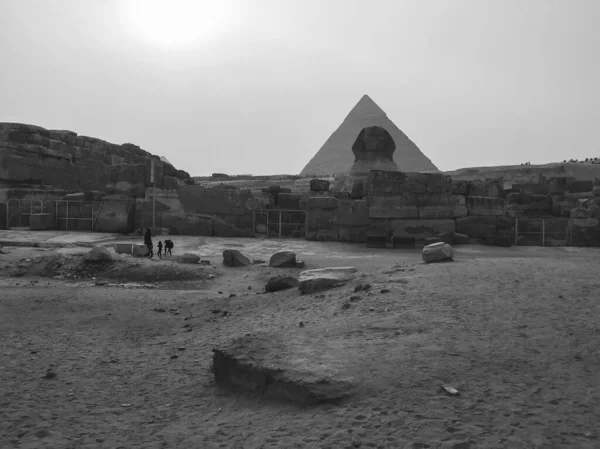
0,122,190,197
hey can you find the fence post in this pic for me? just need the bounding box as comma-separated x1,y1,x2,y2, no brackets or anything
514,217,519,245
278,210,282,238
542,220,545,247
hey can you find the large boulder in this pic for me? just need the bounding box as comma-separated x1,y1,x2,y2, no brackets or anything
222,249,251,267
421,242,453,263
265,276,299,293
212,332,354,405
298,267,358,294
173,253,200,264
83,246,113,263
269,251,297,268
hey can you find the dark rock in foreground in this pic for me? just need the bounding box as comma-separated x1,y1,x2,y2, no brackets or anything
212,333,354,405
265,276,298,293
222,249,250,267
269,251,297,268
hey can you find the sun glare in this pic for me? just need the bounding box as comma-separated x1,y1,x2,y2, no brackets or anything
123,0,236,48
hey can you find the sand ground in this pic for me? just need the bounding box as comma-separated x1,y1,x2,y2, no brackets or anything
0,238,599,449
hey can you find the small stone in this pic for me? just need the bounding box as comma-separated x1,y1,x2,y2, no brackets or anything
349,295,362,301
177,347,186,351
153,308,166,313
248,286,252,290
299,321,305,327
170,355,178,359
380,289,390,294
42,371,56,379
218,291,223,294
368,307,375,311
228,293,237,298
341,302,351,309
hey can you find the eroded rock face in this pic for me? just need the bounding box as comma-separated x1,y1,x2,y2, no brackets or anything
0,122,190,197
350,126,398,177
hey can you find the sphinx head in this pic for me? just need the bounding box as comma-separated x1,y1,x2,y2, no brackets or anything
351,126,396,162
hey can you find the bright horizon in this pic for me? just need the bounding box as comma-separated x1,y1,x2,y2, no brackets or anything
1,0,599,176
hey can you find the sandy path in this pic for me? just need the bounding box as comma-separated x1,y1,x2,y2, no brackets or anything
0,248,599,448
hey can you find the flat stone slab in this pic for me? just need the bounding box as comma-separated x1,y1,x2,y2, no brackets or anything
212,332,354,405
298,267,358,294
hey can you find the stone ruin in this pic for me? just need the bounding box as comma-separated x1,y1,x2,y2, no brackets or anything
2,120,600,247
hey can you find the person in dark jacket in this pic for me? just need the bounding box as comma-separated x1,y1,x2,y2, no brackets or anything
157,241,163,258
164,239,174,257
144,228,153,258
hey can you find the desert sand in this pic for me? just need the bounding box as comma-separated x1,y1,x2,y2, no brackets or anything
0,242,599,448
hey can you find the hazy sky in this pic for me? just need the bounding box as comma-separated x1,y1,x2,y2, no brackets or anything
1,0,599,176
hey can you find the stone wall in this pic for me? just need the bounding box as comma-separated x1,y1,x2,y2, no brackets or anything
303,171,600,247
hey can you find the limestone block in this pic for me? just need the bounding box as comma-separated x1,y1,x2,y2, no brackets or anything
310,179,330,192
456,216,497,239
506,192,552,214
469,178,504,198
307,196,339,210
336,226,368,243
368,195,418,219
334,200,370,227
571,208,589,219
307,208,335,231
390,219,455,241
466,196,505,216
418,194,467,219
425,173,453,195
276,193,302,210
451,180,470,196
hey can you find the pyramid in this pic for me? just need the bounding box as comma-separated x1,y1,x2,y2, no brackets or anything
300,95,438,176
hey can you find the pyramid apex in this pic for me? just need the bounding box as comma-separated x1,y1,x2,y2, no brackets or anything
347,94,386,119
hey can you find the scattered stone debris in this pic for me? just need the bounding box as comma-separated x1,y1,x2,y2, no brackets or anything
222,249,251,267
354,283,372,292
265,276,299,293
269,251,297,268
441,385,460,396
83,247,113,264
42,369,56,380
173,253,200,264
422,242,454,263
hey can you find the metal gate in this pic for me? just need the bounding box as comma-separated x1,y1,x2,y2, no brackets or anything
253,209,307,238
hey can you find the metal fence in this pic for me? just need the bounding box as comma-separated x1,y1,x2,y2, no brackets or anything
253,209,307,238
514,218,571,247
6,199,103,231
